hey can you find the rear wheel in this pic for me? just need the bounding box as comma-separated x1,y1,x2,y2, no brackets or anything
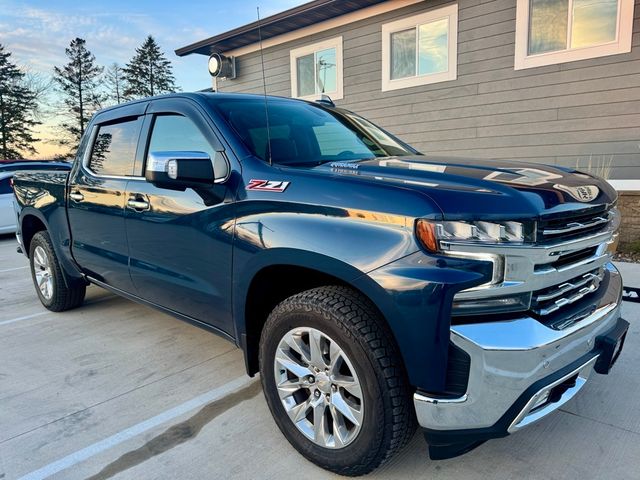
259,286,415,476
29,231,86,311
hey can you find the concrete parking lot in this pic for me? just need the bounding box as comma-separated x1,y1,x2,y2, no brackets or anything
0,234,639,480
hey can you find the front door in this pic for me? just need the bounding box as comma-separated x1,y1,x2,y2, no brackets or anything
125,98,236,334
67,115,144,292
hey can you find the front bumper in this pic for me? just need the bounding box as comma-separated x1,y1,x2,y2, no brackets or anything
415,264,627,459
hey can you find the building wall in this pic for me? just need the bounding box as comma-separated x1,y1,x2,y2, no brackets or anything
215,0,640,180
618,191,640,247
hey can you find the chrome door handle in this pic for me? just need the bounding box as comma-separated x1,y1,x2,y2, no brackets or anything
69,191,84,202
127,196,150,211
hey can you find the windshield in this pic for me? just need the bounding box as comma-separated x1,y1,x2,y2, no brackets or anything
210,98,417,166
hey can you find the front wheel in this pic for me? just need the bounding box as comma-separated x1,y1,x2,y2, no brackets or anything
259,286,415,476
29,231,86,312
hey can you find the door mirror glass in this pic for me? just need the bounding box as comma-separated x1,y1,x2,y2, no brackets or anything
146,151,229,188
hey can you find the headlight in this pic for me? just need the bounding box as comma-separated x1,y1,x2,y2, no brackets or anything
416,219,530,252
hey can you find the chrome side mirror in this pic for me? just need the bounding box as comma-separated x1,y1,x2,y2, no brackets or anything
146,151,230,187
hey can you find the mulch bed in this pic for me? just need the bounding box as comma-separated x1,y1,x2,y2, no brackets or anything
614,252,640,263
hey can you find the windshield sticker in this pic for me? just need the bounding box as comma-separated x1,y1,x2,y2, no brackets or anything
330,162,360,170
246,179,290,192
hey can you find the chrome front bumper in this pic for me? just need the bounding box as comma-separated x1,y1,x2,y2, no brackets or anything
415,264,623,434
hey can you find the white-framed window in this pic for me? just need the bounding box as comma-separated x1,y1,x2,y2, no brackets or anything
381,4,458,92
290,37,343,100
515,0,635,70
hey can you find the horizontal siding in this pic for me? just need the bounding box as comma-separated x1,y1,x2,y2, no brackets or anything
217,0,640,179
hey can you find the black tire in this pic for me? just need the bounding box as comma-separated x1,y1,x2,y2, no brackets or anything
29,230,86,312
259,286,416,476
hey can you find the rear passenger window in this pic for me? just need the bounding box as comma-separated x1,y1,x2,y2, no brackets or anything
88,118,142,176
146,115,216,162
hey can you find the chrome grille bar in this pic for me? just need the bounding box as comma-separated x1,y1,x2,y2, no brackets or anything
534,271,602,302
531,268,605,316
450,205,618,321
542,214,610,237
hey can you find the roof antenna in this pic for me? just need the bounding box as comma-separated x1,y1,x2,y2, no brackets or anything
257,6,272,165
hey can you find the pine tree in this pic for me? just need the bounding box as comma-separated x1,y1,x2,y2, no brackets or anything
0,44,40,159
123,36,177,99
53,38,104,150
104,62,124,105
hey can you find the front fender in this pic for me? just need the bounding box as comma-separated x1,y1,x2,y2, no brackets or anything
232,247,379,340
354,252,493,392
231,200,423,342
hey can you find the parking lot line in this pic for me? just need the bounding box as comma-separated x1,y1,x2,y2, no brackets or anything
0,266,28,273
0,311,48,326
17,375,257,480
0,295,116,327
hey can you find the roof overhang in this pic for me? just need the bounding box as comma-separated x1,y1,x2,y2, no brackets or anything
175,0,390,57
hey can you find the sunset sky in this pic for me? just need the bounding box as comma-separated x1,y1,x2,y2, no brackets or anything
0,0,303,158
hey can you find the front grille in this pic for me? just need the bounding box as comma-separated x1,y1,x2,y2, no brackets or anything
449,203,617,326
550,246,598,269
531,267,605,316
537,205,612,243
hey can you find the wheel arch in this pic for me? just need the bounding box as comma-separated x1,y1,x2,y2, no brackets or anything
20,209,49,256
235,251,404,378
19,207,85,288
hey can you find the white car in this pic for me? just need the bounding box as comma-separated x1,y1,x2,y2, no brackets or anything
0,172,16,234
0,161,71,234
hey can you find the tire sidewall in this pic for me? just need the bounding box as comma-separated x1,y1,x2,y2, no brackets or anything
260,304,388,470
29,232,57,308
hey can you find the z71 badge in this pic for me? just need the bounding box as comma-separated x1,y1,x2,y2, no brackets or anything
246,179,290,192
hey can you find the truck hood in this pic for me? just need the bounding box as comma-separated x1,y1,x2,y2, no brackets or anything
311,155,617,220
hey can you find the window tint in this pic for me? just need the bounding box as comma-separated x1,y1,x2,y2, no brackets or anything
312,123,372,157
211,98,416,166
147,115,216,163
89,118,142,176
0,177,12,195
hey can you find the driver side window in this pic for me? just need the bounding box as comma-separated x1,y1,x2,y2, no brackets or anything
146,114,216,169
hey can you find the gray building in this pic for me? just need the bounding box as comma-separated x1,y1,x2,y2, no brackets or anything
176,0,640,181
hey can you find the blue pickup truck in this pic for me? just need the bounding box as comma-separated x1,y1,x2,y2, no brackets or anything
12,92,628,475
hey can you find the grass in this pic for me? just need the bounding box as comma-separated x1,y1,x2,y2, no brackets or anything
621,240,640,255
575,154,614,179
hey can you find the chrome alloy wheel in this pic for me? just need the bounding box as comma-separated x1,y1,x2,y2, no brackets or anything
33,245,53,300
274,327,364,449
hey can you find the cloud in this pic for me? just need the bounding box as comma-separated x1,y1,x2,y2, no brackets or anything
0,0,308,158
0,3,153,73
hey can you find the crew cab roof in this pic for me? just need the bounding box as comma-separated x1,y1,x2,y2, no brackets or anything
90,92,334,123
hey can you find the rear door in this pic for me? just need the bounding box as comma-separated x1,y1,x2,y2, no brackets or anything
125,98,236,333
67,107,146,292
